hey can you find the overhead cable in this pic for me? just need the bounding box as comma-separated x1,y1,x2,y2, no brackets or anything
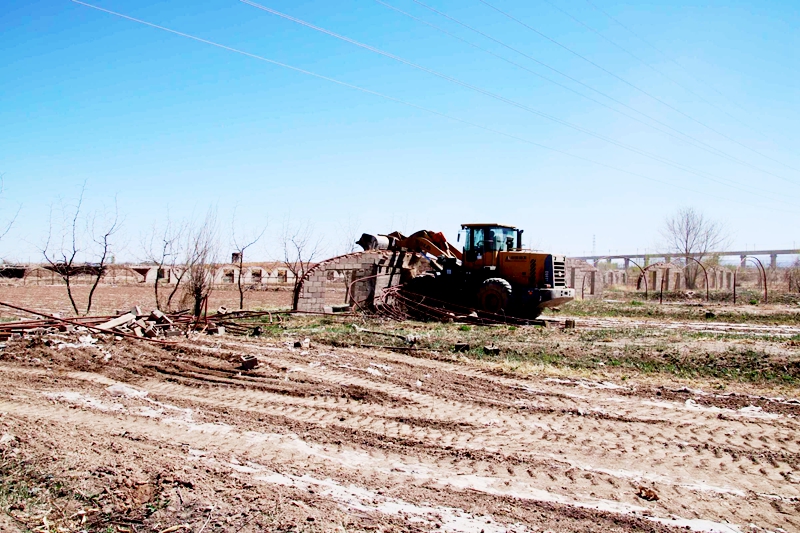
410,0,798,188
542,0,751,125
378,0,796,202
477,0,800,176
68,0,792,213
582,0,783,146
241,0,800,205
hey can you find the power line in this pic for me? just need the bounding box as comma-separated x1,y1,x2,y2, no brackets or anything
68,0,793,214
541,0,756,126
241,0,800,206
377,0,798,204
477,0,800,176
409,0,800,190
582,0,784,146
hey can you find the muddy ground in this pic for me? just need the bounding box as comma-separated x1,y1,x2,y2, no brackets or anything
0,288,798,532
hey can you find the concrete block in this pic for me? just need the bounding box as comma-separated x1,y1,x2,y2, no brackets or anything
97,313,136,331
240,355,258,370
149,309,172,324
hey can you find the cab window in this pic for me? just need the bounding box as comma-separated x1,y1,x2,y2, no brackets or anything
472,228,484,252
485,227,515,251
463,229,472,252
464,228,485,252
463,228,484,260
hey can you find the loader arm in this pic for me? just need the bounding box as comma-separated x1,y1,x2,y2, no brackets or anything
396,230,462,261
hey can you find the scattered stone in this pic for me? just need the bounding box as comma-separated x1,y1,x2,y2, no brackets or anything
636,485,659,501
294,338,311,349
240,355,259,370
206,326,225,335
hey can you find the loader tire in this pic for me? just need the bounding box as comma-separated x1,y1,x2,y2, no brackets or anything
477,278,512,313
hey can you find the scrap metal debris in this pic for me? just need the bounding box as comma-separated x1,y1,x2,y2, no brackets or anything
0,301,287,348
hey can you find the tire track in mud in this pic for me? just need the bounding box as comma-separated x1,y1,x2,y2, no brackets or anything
2,337,800,532
0,397,696,533
6,356,800,480
105,347,800,533
5,355,800,473
188,336,800,417
0,388,787,533
149,352,800,455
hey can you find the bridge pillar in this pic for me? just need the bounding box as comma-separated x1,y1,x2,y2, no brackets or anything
771,254,777,269
644,255,650,267
664,256,671,264
624,258,630,270
740,255,747,268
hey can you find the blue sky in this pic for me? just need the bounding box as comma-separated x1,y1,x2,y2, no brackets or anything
1,0,799,262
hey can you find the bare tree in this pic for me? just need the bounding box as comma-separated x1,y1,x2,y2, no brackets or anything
183,210,219,317
142,216,188,312
785,258,800,293
231,209,267,310
281,220,323,310
661,207,726,290
41,185,120,315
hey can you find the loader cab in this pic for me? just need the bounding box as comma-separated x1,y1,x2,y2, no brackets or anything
461,223,522,268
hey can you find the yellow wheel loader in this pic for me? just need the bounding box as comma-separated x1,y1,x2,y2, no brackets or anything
357,223,574,318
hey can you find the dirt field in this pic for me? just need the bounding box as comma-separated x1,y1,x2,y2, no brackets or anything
0,285,293,319
0,288,798,532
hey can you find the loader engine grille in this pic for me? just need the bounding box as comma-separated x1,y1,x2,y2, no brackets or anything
553,258,567,287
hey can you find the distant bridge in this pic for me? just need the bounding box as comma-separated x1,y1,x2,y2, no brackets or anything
572,249,800,269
